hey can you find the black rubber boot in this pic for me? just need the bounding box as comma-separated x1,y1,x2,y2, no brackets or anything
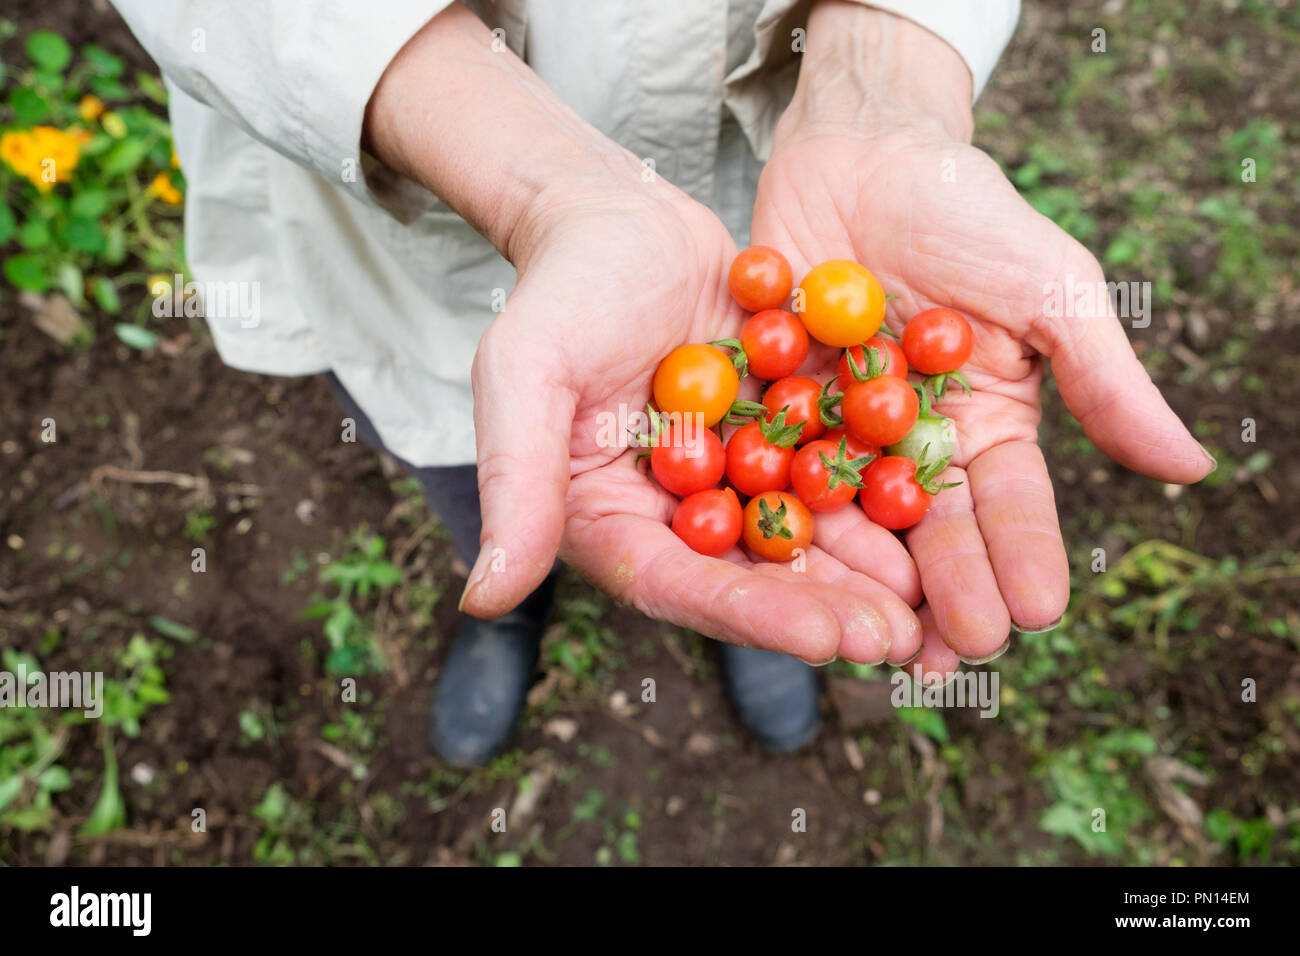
719,644,821,752
429,576,556,766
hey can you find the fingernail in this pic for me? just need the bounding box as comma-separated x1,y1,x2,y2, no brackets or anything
959,636,1012,665
458,537,495,612
1197,442,1218,473
1012,616,1062,636
800,655,837,667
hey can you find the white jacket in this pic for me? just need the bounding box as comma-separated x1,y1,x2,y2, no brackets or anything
112,0,1019,466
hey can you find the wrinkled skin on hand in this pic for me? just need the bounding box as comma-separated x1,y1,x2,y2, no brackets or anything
750,120,1214,670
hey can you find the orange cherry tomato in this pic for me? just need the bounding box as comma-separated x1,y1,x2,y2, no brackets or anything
742,491,814,563
653,344,739,428
729,246,794,312
796,260,886,348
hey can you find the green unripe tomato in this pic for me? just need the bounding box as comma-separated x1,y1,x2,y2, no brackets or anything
886,414,956,467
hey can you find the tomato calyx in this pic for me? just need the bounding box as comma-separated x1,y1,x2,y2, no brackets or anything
818,435,874,490
842,340,895,381
754,495,794,541
722,398,769,426
914,381,933,417
631,403,666,463
924,369,972,399
817,376,845,428
708,338,749,380
913,444,963,495
755,405,805,447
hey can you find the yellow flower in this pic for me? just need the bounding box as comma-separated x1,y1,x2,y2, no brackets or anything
170,146,180,170
2,127,83,192
1,130,39,178
148,171,183,205
79,94,105,122
148,273,173,299
101,111,128,139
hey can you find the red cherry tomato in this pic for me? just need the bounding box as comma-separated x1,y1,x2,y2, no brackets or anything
841,375,918,448
729,246,793,312
823,426,879,462
649,424,725,497
838,335,907,384
859,456,934,530
725,419,799,496
762,375,827,444
795,260,886,348
900,308,973,375
740,309,808,381
673,488,743,556
790,438,874,513
742,491,813,562
653,344,739,428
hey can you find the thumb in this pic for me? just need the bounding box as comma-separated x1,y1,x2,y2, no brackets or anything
1028,246,1215,485
459,313,575,618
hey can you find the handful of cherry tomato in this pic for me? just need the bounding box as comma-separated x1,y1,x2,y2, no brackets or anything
649,246,973,560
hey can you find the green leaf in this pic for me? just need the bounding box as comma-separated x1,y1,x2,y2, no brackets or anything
81,741,126,835
896,705,949,742
90,76,130,101
33,69,64,90
366,562,402,588
69,188,111,218
252,783,288,824
0,205,16,244
26,30,71,72
2,806,55,832
136,683,170,705
8,86,49,124
135,71,168,104
0,775,23,814
1243,449,1273,474
1039,802,1084,839
38,766,72,792
61,216,106,255
149,615,196,642
3,254,49,292
323,606,358,647
18,218,51,250
1103,227,1143,267
103,226,127,264
98,138,150,177
114,323,158,350
56,261,86,306
82,43,125,77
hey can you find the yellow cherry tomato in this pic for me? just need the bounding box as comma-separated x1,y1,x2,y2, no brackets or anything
653,344,738,428
795,260,886,348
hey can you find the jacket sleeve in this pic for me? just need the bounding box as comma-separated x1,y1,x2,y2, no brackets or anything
110,0,452,218
856,0,1021,100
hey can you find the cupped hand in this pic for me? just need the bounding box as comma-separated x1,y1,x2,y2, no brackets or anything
750,118,1214,663
459,181,922,664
